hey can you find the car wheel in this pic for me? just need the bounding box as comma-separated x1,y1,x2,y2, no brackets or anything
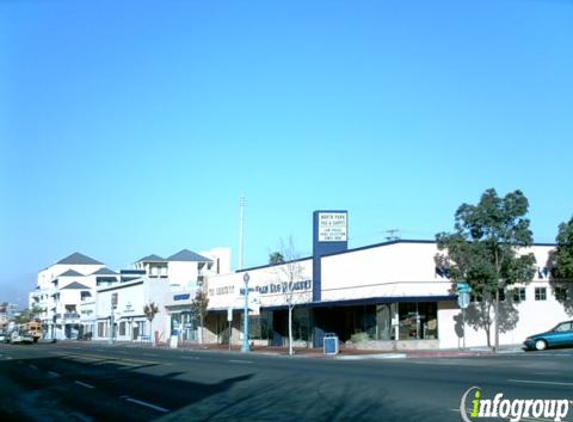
535,339,547,351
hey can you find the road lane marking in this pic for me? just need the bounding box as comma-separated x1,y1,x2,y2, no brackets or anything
75,381,95,389
449,409,569,422
56,352,164,367
29,364,38,370
508,379,573,387
181,356,200,360
48,371,61,378
228,359,253,364
124,397,170,413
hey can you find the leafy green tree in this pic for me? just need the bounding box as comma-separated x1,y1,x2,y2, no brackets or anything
12,304,42,324
268,252,285,265
554,216,573,280
190,290,209,344
436,188,536,351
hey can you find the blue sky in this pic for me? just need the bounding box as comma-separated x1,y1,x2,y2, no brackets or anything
1,0,572,307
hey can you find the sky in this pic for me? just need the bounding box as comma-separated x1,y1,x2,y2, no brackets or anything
1,0,572,307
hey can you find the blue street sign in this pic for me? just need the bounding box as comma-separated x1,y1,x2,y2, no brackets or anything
457,283,472,294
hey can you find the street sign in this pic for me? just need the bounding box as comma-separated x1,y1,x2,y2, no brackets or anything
458,291,470,309
227,307,233,322
457,283,472,294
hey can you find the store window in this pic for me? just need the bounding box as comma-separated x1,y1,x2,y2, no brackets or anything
292,308,310,341
535,287,547,301
98,322,106,338
513,288,526,303
398,302,437,340
248,311,273,340
119,322,126,336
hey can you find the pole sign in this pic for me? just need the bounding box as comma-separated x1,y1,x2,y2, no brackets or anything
458,291,470,309
227,307,233,322
317,212,348,242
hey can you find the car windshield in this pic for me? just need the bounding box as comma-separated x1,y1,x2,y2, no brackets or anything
553,322,573,332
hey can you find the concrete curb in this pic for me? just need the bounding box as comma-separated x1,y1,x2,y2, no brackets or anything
52,340,526,360
337,353,407,360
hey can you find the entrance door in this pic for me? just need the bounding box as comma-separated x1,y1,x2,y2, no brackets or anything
271,310,288,346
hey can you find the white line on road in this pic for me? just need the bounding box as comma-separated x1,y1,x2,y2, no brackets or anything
508,379,573,387
29,364,38,370
75,381,95,389
48,371,61,378
228,359,253,364
124,397,170,413
449,409,569,422
181,356,200,360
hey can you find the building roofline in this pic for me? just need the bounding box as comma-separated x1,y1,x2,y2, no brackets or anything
97,279,145,292
236,256,313,273
235,239,557,272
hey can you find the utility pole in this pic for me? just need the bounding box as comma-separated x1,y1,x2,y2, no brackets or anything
385,229,401,242
239,196,246,270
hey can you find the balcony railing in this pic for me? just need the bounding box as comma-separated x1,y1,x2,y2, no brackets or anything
62,313,80,321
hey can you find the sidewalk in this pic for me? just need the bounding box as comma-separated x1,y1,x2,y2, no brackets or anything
145,341,525,360
57,339,525,360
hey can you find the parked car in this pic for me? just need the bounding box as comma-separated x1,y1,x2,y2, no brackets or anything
524,321,573,351
0,332,6,343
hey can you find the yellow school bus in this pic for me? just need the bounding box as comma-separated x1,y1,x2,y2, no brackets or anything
25,320,42,343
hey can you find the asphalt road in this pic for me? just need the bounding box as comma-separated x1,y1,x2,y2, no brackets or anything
1,342,572,422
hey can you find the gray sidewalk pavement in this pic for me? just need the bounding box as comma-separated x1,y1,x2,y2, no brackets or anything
52,338,526,360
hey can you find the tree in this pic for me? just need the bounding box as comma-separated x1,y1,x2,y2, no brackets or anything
190,290,209,344
273,237,305,356
12,304,42,325
554,216,573,280
268,252,285,265
436,188,536,351
143,302,159,345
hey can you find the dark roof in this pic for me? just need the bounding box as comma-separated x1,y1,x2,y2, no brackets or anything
57,252,104,266
91,267,118,275
60,282,90,290
58,269,85,277
167,249,212,262
136,254,166,263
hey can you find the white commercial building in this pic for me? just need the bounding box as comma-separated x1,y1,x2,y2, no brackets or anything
30,248,231,342
29,210,571,351
201,211,571,351
29,252,106,339
92,248,230,343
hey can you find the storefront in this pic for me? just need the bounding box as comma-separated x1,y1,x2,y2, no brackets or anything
205,211,559,350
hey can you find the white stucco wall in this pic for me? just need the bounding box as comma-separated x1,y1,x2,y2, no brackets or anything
438,280,573,349
320,242,451,302
96,278,170,342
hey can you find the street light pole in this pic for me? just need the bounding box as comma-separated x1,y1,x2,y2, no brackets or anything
241,272,250,353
